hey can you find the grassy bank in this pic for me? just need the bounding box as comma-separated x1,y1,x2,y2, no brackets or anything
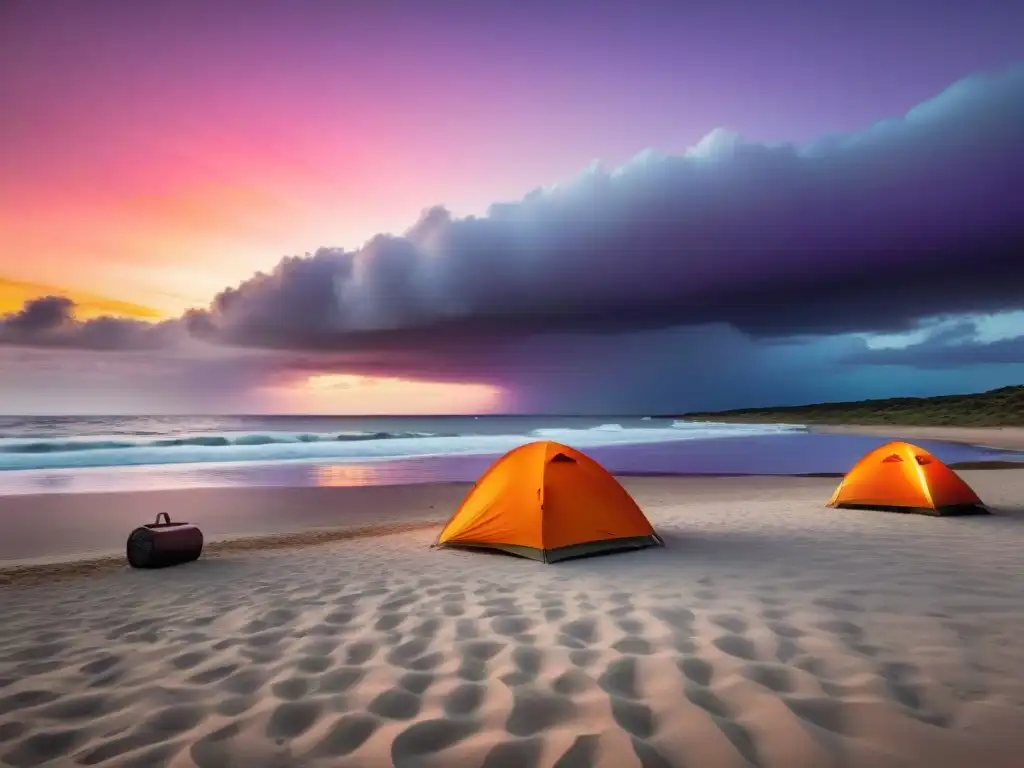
678,385,1024,427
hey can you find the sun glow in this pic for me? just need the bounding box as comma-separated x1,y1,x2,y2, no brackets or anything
0,278,164,321
296,374,503,414
306,374,375,391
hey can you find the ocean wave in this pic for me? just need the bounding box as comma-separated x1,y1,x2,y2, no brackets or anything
670,419,802,430
0,430,456,455
0,422,806,472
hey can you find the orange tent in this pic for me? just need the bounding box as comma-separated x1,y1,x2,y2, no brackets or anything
827,441,987,515
433,441,663,562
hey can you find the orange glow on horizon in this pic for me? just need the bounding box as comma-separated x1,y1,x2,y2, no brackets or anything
0,278,165,321
261,373,504,415
306,374,376,391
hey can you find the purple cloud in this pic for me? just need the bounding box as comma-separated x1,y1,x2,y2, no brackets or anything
190,66,1024,350
0,296,183,350
2,66,1023,363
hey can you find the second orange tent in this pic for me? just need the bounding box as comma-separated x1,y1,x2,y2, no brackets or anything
827,441,987,515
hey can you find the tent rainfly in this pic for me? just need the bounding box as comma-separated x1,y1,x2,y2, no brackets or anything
433,440,663,562
827,441,988,516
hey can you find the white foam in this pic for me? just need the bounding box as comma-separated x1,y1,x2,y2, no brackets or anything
0,421,806,472
671,420,802,432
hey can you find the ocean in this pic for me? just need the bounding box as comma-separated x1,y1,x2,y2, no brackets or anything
0,415,1020,497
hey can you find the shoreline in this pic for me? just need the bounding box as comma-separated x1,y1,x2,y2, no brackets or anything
812,425,1024,452
2,424,1022,570
3,460,1022,500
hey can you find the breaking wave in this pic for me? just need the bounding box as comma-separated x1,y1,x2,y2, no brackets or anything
0,421,805,472
0,431,446,454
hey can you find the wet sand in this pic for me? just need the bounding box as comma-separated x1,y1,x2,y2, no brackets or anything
2,472,1024,767
816,425,1024,452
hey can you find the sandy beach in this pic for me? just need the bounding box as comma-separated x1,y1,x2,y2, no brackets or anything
816,425,1024,453
0,484,473,566
2,470,1024,768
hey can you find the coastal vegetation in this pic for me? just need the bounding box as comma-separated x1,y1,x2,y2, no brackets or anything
681,385,1024,427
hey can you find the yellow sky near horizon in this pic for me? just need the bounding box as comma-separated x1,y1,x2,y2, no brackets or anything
0,277,166,321
0,278,507,413
267,374,504,414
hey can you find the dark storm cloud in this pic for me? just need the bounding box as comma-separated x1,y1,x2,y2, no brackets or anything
843,323,1024,369
0,296,182,349
2,66,1023,359
869,337,1024,367
189,66,1024,350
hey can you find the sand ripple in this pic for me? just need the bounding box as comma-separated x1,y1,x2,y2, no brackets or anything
2,478,1024,766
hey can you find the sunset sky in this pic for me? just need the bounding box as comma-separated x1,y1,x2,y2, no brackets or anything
1,0,1022,414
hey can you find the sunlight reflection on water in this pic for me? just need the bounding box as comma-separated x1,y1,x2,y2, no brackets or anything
312,463,384,487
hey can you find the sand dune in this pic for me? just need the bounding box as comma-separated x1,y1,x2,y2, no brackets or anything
2,473,1024,767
